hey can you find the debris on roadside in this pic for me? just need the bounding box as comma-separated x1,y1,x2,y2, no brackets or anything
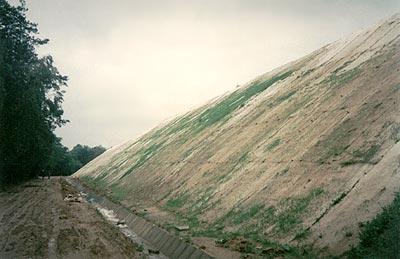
63,193,83,202
175,225,190,231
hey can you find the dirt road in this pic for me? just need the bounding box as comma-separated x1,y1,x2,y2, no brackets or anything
0,178,139,259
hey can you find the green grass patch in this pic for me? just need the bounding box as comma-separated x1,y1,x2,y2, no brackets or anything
110,184,129,202
205,188,325,242
352,144,380,162
80,176,129,202
390,123,400,143
136,244,144,252
164,115,194,136
275,188,325,233
80,175,108,191
328,144,350,157
294,228,311,241
144,114,194,141
275,91,296,103
323,67,361,87
187,187,215,214
237,151,249,164
345,193,400,258
182,195,321,257
165,193,190,209
137,211,147,217
121,142,164,178
231,204,265,225
192,70,294,133
340,144,381,167
317,119,355,163
266,138,281,151
268,91,297,108
181,147,194,159
193,223,315,258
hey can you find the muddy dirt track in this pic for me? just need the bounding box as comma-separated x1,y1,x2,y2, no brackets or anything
0,178,138,259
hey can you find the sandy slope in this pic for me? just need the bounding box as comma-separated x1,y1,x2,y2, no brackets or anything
0,178,138,259
74,13,400,255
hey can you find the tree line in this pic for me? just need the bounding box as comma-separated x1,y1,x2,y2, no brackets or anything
48,142,106,176
0,1,105,185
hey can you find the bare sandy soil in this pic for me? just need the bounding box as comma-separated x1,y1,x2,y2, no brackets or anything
0,177,138,259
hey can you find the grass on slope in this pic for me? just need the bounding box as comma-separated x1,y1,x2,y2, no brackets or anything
317,118,354,163
266,138,281,151
323,67,361,87
345,193,400,258
340,144,381,167
193,70,294,133
165,193,190,209
121,142,165,178
390,123,400,143
267,91,297,108
80,176,128,202
145,70,294,141
168,188,325,257
275,188,325,233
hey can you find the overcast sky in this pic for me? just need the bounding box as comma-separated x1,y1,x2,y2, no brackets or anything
18,0,400,148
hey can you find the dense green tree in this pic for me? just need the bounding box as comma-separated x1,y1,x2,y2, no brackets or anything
0,0,67,185
46,142,106,176
46,138,78,176
70,144,106,167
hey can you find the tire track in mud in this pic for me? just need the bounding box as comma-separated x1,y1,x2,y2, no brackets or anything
0,185,47,253
0,178,139,259
48,184,60,259
0,186,35,223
